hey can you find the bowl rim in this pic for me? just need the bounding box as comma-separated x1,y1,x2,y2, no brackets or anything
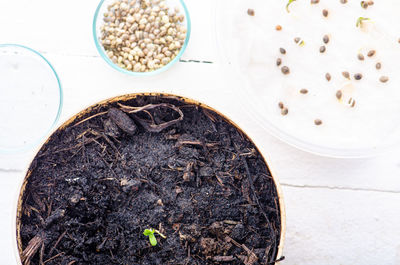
92,0,192,76
14,92,286,264
239,76,398,158
0,43,63,154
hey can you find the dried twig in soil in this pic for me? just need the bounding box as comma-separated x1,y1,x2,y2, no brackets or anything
203,108,218,122
176,140,219,148
73,103,184,133
22,209,66,264
118,103,184,132
234,143,277,263
213,255,235,262
182,161,195,182
100,132,120,155
225,236,258,265
43,252,64,264
43,136,101,156
72,111,108,127
31,192,46,212
48,230,67,257
21,231,45,265
39,242,44,265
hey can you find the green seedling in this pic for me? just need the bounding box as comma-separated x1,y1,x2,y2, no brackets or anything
356,17,370,28
143,228,166,246
286,0,297,13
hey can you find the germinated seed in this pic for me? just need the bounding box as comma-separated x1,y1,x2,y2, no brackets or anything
342,71,350,79
336,90,343,100
379,76,389,83
323,35,330,44
276,25,282,31
375,62,381,70
361,1,368,9
276,58,282,66
322,9,329,17
314,119,323,126
300,88,308,94
320,46,326,53
281,107,289,115
278,102,285,109
348,98,356,108
280,48,286,54
367,50,376,57
325,73,331,81
247,9,255,16
281,66,290,75
354,73,363,80
357,53,365,61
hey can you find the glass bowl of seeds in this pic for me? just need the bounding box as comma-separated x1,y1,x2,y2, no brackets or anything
93,0,191,76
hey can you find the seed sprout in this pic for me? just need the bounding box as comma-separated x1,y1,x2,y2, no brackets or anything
286,0,296,13
356,17,370,27
143,228,166,246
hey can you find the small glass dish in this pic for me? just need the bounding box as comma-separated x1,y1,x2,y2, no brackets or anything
0,44,63,153
93,0,191,76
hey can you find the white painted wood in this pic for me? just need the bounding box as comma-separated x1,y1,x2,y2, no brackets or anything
0,0,399,264
280,186,400,265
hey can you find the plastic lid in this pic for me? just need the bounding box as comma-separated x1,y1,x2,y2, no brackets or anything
0,44,62,153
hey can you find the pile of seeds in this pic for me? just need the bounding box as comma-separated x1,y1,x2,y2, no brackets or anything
99,0,187,72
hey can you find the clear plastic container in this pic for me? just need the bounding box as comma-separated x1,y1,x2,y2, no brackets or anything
0,44,63,153
215,0,400,158
93,0,191,76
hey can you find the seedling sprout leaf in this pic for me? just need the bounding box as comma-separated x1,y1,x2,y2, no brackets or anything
286,0,296,13
143,228,166,246
356,17,370,27
143,228,154,236
149,234,157,246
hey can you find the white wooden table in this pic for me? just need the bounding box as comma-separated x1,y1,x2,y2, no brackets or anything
1,1,400,264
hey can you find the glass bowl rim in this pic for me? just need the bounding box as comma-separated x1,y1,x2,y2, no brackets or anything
92,0,192,76
0,43,63,154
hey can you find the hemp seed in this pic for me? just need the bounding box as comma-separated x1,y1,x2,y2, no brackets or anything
379,76,389,83
281,66,290,75
314,119,323,126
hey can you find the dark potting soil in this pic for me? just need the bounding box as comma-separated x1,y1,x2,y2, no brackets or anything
19,95,281,265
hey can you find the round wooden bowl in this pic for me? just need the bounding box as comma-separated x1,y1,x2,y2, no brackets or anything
15,93,286,264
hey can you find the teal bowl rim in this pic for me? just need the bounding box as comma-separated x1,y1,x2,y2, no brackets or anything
93,0,191,76
0,43,63,154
